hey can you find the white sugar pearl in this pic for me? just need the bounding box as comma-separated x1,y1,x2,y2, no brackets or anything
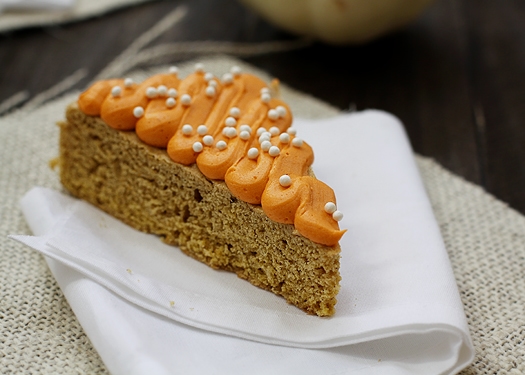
204,72,214,81
256,127,266,136
225,116,237,127
224,128,237,139
269,126,280,136
205,86,216,97
192,142,203,152
146,87,158,99
239,124,251,133
261,140,272,151
181,94,191,106
239,130,250,140
182,124,193,135
230,65,241,76
279,175,292,187
222,73,233,84
229,107,241,118
111,86,122,97
268,109,279,121
216,140,227,150
276,106,287,118
261,93,271,103
268,146,280,157
332,210,344,222
157,85,168,96
124,78,133,88
258,133,271,144
197,125,208,135
279,133,290,143
195,63,204,72
260,87,270,95
324,202,337,214
247,148,259,159
169,66,179,75
133,106,144,118
202,135,214,146
292,138,303,147
165,97,176,108
208,79,218,87
287,127,297,136
167,88,177,98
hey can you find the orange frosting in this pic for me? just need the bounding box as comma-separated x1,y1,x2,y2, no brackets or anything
77,66,345,246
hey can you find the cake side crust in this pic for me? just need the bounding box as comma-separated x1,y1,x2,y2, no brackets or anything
60,103,341,316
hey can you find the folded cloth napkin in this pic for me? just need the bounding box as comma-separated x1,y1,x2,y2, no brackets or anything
11,110,474,374
0,0,74,12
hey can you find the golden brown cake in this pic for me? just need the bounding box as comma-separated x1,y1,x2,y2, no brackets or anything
59,64,345,316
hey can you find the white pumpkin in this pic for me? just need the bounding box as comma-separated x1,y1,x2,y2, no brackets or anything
239,0,434,44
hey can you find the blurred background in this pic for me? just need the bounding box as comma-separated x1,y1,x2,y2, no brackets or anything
0,0,524,215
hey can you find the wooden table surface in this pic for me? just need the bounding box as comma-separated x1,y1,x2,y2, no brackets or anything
1,0,524,216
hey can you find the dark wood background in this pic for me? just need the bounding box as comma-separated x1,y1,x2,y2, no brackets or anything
1,0,524,216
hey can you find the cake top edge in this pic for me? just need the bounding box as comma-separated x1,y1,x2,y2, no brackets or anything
76,63,346,247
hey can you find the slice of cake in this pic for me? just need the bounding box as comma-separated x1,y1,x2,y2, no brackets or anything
59,63,346,316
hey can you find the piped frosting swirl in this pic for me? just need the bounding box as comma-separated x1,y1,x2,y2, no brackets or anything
77,64,346,246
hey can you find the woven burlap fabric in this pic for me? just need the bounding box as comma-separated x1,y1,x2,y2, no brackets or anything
1,59,524,374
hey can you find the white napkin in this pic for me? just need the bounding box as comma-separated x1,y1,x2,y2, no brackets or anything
11,110,474,374
0,0,74,12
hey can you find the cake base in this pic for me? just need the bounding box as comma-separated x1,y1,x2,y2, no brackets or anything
59,103,341,316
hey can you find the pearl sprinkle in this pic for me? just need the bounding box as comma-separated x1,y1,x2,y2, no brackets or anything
261,93,271,103
169,66,179,75
202,135,214,146
279,133,290,143
181,94,191,106
167,88,177,98
239,130,250,140
204,72,214,81
268,146,280,157
292,138,303,147
223,127,237,139
324,202,337,214
111,86,122,97
192,142,203,152
229,107,241,118
279,175,292,187
182,124,193,135
225,117,237,127
124,78,134,88
287,127,297,136
146,87,158,99
268,109,279,121
165,97,176,108
332,211,344,222
195,63,204,72
247,148,259,159
197,125,208,135
276,106,287,118
260,141,272,151
269,126,280,136
239,124,251,133
205,86,216,97
157,85,168,96
221,73,233,85
230,66,241,76
133,106,144,118
216,140,227,150
256,127,266,136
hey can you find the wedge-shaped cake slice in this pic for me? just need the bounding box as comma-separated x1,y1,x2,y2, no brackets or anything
59,64,345,316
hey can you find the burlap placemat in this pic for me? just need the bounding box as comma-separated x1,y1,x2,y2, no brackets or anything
1,55,524,374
